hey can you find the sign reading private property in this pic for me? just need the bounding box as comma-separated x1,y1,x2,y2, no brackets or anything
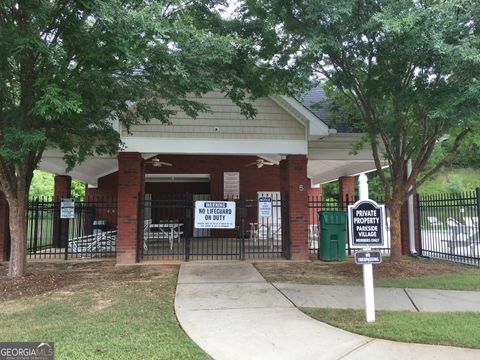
60,198,75,219
348,199,386,248
355,251,383,265
194,201,236,229
258,197,272,217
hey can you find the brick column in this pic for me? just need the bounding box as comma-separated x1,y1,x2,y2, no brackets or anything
117,152,144,265
0,191,9,261
339,176,355,209
53,175,72,248
280,155,309,260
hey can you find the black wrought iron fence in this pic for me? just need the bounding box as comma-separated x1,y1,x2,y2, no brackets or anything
27,197,117,259
140,192,288,261
417,189,480,266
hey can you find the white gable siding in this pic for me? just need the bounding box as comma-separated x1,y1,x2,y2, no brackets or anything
121,92,306,140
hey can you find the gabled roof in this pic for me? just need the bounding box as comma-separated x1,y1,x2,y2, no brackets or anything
301,86,348,133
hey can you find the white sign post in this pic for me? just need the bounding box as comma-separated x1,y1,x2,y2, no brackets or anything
194,201,236,229
347,173,388,323
359,174,375,322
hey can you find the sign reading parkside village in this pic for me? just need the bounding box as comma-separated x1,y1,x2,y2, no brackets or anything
194,201,236,229
348,199,386,248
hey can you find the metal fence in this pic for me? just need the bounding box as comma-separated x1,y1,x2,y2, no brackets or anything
417,188,480,266
140,192,288,261
27,197,117,259
307,194,391,257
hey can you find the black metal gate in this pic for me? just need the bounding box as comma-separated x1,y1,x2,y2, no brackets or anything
139,193,288,261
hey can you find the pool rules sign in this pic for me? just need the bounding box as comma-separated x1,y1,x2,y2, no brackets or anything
348,199,387,248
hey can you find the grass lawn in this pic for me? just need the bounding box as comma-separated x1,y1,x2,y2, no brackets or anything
303,308,480,349
254,257,480,290
0,261,210,360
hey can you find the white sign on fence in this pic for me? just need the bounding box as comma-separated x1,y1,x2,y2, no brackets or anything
194,201,236,229
258,197,272,218
60,198,75,219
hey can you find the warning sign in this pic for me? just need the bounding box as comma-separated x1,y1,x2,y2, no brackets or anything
348,199,386,248
194,201,236,229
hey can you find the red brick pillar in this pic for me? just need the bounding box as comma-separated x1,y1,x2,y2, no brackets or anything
280,155,309,260
117,152,144,265
339,176,355,209
53,175,72,248
0,191,9,261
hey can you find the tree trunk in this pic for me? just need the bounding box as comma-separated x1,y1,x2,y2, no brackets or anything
7,190,28,278
389,202,402,262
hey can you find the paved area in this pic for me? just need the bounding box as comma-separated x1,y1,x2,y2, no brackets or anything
175,262,480,360
275,283,480,312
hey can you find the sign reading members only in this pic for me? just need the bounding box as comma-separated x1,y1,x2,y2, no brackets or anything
194,201,236,229
348,199,387,248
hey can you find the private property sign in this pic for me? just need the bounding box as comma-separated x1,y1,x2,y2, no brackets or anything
348,199,387,248
194,201,236,229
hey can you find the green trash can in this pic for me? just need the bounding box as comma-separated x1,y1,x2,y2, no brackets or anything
318,211,347,261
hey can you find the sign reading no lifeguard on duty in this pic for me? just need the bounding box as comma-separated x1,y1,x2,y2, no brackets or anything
348,199,387,248
194,201,236,229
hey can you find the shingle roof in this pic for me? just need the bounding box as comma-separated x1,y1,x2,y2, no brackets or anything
301,86,348,133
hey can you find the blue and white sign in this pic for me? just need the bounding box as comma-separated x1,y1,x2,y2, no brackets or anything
258,197,272,218
194,201,236,229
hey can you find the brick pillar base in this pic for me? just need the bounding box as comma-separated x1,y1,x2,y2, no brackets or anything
0,191,9,261
339,176,355,209
280,155,309,260
53,175,72,248
117,152,144,265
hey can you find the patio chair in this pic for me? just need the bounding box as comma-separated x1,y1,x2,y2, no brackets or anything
143,219,153,251
427,216,443,227
464,217,479,228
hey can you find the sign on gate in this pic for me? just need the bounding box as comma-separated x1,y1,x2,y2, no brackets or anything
348,199,387,248
60,198,75,219
194,201,236,229
258,197,272,217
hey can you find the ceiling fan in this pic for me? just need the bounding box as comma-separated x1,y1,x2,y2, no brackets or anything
246,159,276,169
146,157,173,167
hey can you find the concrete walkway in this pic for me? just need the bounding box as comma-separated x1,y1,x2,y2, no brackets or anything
275,283,480,312
175,262,480,360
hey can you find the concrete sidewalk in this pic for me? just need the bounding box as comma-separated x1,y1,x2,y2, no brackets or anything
175,262,480,360
275,283,480,312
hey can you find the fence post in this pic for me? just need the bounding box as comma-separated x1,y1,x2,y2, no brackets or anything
32,198,39,254
185,193,192,262
136,192,143,263
476,188,480,243
239,194,246,261
282,192,291,259
416,193,423,256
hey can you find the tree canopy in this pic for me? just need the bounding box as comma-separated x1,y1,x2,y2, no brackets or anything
240,0,480,259
0,0,287,277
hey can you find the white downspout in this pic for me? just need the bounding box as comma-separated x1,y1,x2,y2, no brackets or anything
407,160,418,256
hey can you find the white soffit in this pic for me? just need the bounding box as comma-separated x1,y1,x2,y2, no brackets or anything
38,157,117,186
308,160,380,184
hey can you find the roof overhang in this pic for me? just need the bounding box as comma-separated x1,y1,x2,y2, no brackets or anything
270,95,330,138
